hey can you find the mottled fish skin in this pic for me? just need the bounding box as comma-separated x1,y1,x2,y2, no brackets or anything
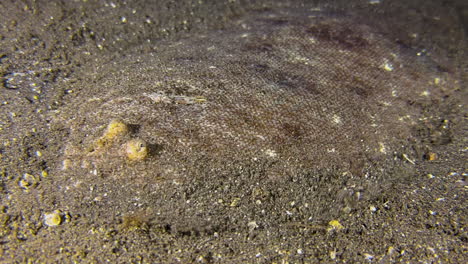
58,7,457,179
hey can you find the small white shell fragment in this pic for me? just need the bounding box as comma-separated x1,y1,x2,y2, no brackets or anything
44,211,62,227
364,253,374,261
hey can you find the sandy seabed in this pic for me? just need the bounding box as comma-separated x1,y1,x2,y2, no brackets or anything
0,0,466,263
